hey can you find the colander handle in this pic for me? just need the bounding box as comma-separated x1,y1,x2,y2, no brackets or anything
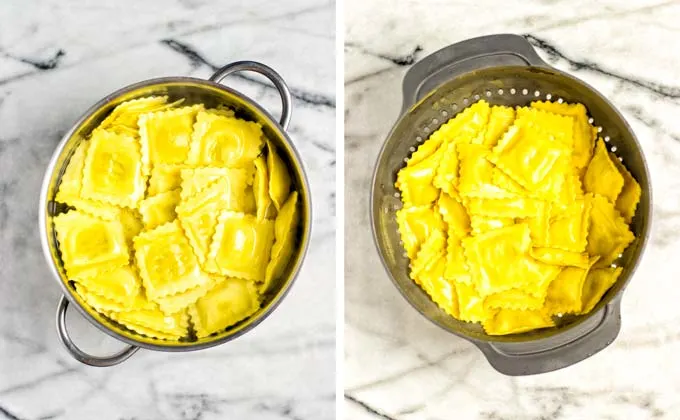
209,61,293,130
402,34,548,113
56,295,139,367
473,299,622,376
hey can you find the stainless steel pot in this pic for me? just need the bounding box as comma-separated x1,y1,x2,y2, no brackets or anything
371,34,651,375
40,61,312,367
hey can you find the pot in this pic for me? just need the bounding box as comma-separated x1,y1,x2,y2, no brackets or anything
39,61,312,367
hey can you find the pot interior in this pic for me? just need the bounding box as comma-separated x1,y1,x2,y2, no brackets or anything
41,78,311,351
372,65,651,343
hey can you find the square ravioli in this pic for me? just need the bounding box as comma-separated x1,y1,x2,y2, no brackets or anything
139,105,204,169
414,256,459,317
189,277,260,338
139,189,181,230
396,205,445,260
483,308,554,335
586,194,634,267
546,197,591,252
462,224,532,296
54,211,129,279
264,192,300,291
187,110,264,167
611,153,641,223
134,221,212,300
490,116,570,192
206,212,275,282
147,164,186,197
584,139,624,203
457,143,514,198
396,143,445,207
73,265,141,307
80,129,146,208
180,167,251,201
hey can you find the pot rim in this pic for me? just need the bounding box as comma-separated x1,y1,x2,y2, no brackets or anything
39,74,312,352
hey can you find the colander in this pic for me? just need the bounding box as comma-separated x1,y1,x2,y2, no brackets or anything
370,34,651,375
40,61,312,367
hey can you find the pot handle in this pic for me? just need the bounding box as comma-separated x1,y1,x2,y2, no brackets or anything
209,61,293,130
56,295,139,367
401,34,549,114
473,299,621,376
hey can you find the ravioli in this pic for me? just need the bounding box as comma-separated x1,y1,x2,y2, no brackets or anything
586,194,634,267
267,141,292,210
139,105,204,170
206,212,275,281
584,139,624,203
147,164,185,197
134,221,212,300
80,130,146,208
187,110,263,167
264,192,300,292
254,155,277,220
54,211,129,279
189,278,260,338
396,205,445,259
483,308,554,335
139,189,181,230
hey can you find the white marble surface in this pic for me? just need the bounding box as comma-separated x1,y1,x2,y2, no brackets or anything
345,1,680,419
0,1,335,419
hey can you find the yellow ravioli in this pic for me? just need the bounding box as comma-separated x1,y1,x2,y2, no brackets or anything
119,208,143,247
204,106,235,118
410,229,447,280
584,139,624,204
74,282,154,314
483,308,554,335
586,194,634,267
139,105,204,169
147,164,185,197
482,106,515,148
580,267,623,314
189,278,260,338
177,171,250,216
55,141,88,205
544,256,599,315
523,201,551,246
444,230,470,281
267,141,292,210
54,211,129,279
155,276,221,315
206,212,275,282
484,288,544,311
455,281,494,323
134,221,212,300
530,247,589,268
469,215,514,235
457,143,515,198
462,224,532,296
99,96,172,132
80,130,146,208
264,192,299,292
396,205,445,259
254,155,276,220
491,167,527,196
547,197,591,252
611,153,641,223
437,192,470,237
396,143,445,207
178,205,220,265
187,110,263,167
516,107,575,148
111,306,188,337
466,197,544,219
414,256,459,317
179,167,250,202
73,265,141,307
432,140,460,198
490,117,570,191
139,189,181,230
530,101,594,169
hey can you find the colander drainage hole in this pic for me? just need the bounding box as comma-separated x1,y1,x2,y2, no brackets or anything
522,89,528,95
498,89,504,95
546,93,552,100
534,90,540,97
611,146,618,152
510,88,516,94
604,136,610,142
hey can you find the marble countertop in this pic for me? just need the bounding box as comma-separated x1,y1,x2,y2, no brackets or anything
345,1,680,419
0,1,335,419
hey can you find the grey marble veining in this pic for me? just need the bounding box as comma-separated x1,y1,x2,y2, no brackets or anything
345,1,680,419
0,1,335,419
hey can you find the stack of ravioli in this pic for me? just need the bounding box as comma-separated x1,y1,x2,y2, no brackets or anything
396,100,641,335
53,96,300,341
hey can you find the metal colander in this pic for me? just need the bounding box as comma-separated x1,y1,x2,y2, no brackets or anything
40,61,312,367
371,34,651,375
